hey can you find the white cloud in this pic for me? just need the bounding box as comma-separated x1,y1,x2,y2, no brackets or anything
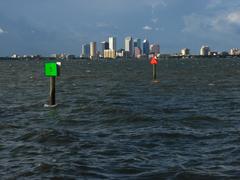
206,0,240,10
0,28,4,34
0,27,7,34
182,9,240,35
143,0,167,15
143,25,153,31
227,11,240,25
145,0,167,8
206,0,224,9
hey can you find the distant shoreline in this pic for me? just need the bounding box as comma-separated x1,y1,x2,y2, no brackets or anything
0,55,240,61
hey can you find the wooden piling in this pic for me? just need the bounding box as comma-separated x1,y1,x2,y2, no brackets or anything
153,64,157,80
49,77,56,106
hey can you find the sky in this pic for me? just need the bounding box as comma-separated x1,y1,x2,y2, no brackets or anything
0,0,240,56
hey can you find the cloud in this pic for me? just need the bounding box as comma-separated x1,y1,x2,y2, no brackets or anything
182,9,240,35
144,0,167,9
227,11,240,25
206,0,224,9
143,25,153,31
144,0,167,15
184,0,240,36
0,27,5,34
206,0,240,10
182,14,210,33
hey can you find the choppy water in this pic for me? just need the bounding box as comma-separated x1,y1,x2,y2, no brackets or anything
0,58,240,179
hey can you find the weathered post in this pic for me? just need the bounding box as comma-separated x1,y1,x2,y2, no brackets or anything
153,63,157,80
150,56,158,81
44,62,61,107
49,76,56,105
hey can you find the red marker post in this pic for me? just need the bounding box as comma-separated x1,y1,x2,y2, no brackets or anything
150,56,158,80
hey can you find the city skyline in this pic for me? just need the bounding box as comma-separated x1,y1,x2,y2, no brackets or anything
81,36,160,59
0,0,240,56
75,35,240,59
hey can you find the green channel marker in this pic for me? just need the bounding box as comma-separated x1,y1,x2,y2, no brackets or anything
45,63,58,77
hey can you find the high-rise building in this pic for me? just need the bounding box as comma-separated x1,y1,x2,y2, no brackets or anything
229,48,240,56
150,44,160,55
90,42,97,59
134,38,141,49
125,36,133,57
200,46,210,56
143,39,150,56
109,36,116,51
116,49,127,58
181,48,190,56
134,47,142,59
81,44,90,58
104,50,116,59
100,41,109,57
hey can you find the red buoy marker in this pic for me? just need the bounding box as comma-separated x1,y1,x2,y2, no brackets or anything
150,56,158,80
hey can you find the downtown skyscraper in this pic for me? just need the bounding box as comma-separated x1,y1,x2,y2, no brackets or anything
90,42,97,59
81,44,90,58
100,41,109,57
143,39,150,56
150,44,160,55
109,37,116,51
134,38,141,49
125,36,133,57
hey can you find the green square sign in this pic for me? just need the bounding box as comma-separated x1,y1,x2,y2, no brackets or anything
45,63,58,77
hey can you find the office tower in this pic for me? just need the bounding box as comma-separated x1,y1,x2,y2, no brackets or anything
200,46,210,56
104,49,116,59
143,39,150,56
90,42,97,59
134,47,142,59
116,49,126,58
109,36,116,51
100,41,109,57
181,48,190,56
134,38,141,49
150,44,160,55
125,36,133,57
229,48,240,56
82,44,90,58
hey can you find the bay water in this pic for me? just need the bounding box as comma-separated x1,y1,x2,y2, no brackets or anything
0,58,240,179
